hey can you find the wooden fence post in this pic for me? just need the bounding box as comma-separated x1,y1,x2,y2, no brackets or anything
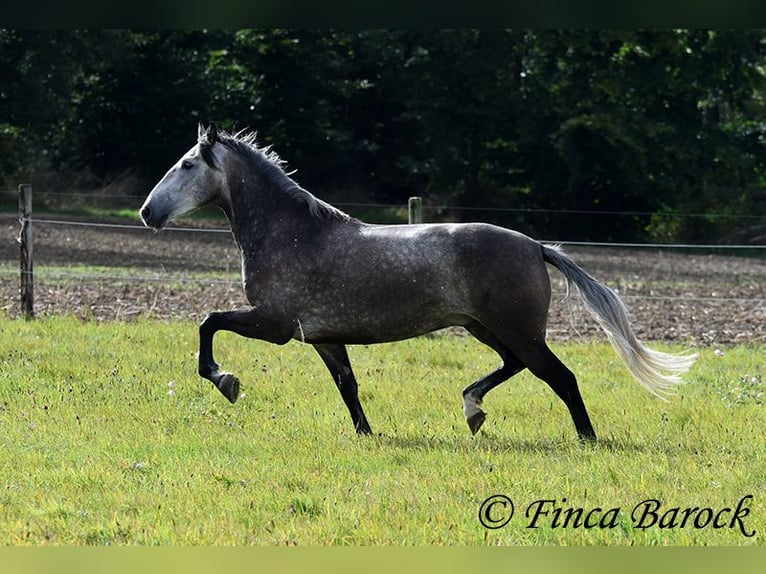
408,196,423,224
18,184,34,320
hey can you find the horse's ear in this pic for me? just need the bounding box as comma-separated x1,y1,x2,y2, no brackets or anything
206,123,218,144
198,122,218,145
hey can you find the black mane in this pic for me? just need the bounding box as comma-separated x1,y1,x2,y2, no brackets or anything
199,128,351,222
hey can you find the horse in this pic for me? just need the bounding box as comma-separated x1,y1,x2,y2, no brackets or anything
140,123,697,441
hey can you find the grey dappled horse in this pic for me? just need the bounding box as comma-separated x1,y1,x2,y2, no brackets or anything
140,124,697,441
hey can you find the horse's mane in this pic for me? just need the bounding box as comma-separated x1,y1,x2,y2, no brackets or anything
200,127,351,223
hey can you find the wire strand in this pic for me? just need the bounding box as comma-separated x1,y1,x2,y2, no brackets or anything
19,216,766,248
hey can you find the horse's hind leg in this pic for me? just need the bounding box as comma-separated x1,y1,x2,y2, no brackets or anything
462,322,525,435
313,344,372,435
516,342,596,441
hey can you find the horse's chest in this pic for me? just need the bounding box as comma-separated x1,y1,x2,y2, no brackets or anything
240,258,317,307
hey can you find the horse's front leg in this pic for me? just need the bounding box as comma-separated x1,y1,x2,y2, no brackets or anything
313,343,372,435
198,308,293,403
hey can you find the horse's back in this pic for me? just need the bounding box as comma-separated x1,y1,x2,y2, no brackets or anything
359,221,541,260
355,220,551,312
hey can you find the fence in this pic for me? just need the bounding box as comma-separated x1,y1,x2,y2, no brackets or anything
18,184,33,318
8,185,434,320
4,184,766,343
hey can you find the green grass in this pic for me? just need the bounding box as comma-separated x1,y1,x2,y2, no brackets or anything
0,317,763,545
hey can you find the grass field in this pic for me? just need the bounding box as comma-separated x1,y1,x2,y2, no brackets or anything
0,316,764,545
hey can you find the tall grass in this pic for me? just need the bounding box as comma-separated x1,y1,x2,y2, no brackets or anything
0,317,763,545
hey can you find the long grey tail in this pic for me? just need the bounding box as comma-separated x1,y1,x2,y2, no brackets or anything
542,244,697,399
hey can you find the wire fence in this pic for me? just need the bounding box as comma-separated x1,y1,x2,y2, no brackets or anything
14,218,766,251
1,186,765,337
26,217,230,234
3,187,766,240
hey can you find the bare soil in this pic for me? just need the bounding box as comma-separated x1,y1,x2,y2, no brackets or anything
2,214,764,346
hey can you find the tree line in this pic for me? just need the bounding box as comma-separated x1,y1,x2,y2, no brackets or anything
2,29,765,242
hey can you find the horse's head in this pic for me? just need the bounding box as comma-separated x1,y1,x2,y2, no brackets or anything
140,123,227,230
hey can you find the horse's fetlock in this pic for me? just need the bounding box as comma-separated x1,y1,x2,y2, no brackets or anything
462,393,483,415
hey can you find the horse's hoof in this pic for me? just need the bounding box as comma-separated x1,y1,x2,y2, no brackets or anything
578,430,597,443
356,424,373,435
467,411,486,435
217,373,240,404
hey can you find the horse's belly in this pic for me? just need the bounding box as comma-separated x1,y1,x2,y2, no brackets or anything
294,302,465,344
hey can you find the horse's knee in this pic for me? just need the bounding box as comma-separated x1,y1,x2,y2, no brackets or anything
199,312,222,335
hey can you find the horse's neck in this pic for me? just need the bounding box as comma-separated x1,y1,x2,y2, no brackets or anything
223,173,319,252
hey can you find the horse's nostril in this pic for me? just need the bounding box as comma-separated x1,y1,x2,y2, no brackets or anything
140,205,152,222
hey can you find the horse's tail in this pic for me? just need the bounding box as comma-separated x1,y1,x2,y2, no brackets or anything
541,244,697,399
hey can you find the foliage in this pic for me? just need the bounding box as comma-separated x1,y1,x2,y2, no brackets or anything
1,30,765,242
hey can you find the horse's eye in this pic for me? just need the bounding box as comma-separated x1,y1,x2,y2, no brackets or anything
181,160,194,170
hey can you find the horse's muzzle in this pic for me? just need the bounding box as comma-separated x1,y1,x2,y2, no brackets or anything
139,204,168,230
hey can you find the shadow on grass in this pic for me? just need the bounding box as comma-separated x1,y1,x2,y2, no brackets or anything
366,431,692,456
